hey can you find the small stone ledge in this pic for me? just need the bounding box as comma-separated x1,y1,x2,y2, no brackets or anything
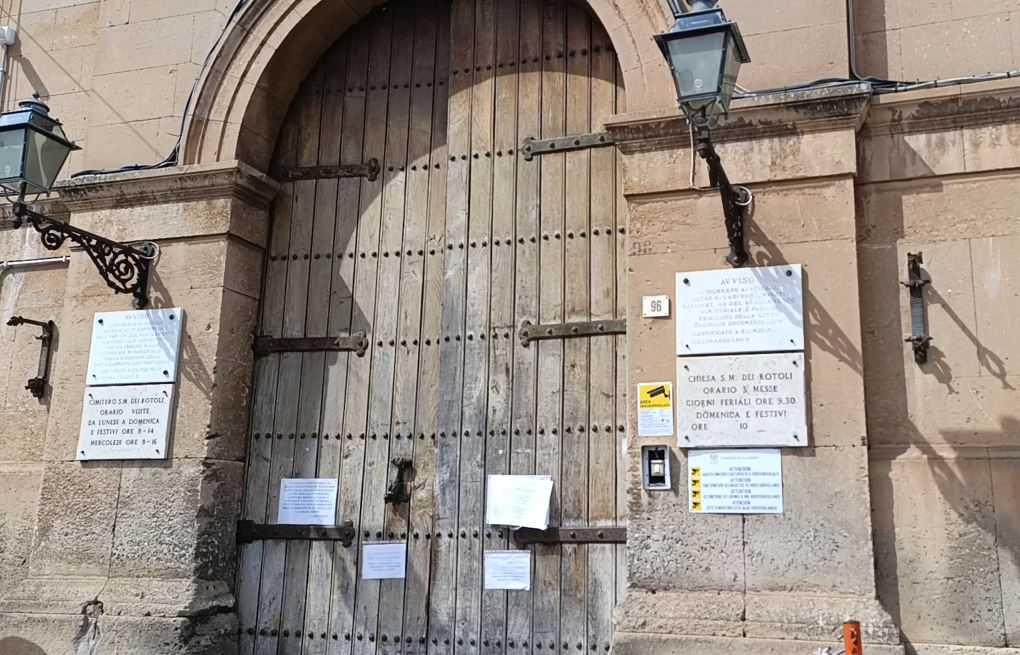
56,160,280,212
865,78,1020,137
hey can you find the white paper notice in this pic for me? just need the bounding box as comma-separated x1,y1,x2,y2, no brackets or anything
484,551,532,590
485,475,554,529
637,382,674,437
362,542,407,580
688,449,783,514
278,478,339,525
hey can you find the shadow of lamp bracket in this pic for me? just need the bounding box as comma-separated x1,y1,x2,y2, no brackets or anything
902,251,932,364
5,315,54,398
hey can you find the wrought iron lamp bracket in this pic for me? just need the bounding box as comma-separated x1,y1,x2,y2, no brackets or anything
901,251,932,364
11,202,156,308
6,315,54,398
691,120,750,268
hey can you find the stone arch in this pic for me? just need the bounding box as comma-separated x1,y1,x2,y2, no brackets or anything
181,0,673,170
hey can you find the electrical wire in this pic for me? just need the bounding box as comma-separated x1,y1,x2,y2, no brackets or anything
71,0,248,178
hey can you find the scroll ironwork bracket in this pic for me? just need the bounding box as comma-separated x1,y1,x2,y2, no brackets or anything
384,457,413,505
901,251,932,364
692,122,749,268
6,315,54,398
11,202,155,309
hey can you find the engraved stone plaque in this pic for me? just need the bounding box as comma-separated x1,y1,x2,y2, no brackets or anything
677,353,807,447
77,384,174,460
676,265,803,355
86,308,184,385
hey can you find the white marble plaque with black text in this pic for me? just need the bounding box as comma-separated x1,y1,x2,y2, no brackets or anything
77,384,174,460
677,353,807,447
86,308,184,385
676,265,803,355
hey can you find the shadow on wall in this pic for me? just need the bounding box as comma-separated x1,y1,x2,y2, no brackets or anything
0,637,47,655
856,150,1019,647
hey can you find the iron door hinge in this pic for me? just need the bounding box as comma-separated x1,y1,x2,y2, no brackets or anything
6,315,54,398
236,520,356,547
277,159,380,182
518,318,626,347
252,332,369,357
901,252,932,364
513,526,627,546
520,132,614,161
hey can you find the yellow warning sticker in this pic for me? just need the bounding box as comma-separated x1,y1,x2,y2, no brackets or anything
691,500,702,512
637,382,674,438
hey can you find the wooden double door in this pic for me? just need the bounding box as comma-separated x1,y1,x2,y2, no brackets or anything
238,0,628,653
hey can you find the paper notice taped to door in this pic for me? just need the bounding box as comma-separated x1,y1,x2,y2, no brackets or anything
362,542,407,580
484,475,553,529
484,550,532,590
278,478,338,525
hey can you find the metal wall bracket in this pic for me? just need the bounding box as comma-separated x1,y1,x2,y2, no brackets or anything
278,159,380,182
513,526,627,546
520,132,614,161
236,520,356,547
253,332,369,358
518,318,626,347
902,251,932,364
692,122,750,268
384,457,413,505
6,315,54,398
12,203,155,308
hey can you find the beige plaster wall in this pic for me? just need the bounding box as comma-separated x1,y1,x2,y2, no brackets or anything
858,81,1020,651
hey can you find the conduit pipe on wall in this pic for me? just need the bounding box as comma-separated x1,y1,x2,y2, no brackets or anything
0,27,17,104
0,255,71,298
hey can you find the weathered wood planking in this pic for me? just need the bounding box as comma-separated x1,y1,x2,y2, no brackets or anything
325,22,372,655
560,5,592,654
613,59,629,613
402,6,450,653
253,69,323,655
239,93,300,655
534,0,567,650
351,8,397,655
506,0,543,646
586,25,618,655
479,0,520,650
431,0,474,650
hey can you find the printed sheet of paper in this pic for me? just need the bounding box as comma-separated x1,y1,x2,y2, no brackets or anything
362,542,407,580
688,449,783,514
278,478,339,525
637,382,674,437
484,550,532,590
484,475,553,529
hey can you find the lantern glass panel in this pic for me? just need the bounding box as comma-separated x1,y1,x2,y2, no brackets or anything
717,32,744,114
24,128,74,192
0,126,27,190
664,30,726,106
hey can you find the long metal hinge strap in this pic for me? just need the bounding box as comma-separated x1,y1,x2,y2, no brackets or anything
278,158,380,182
901,252,931,364
236,520,356,547
253,332,369,357
520,132,614,161
513,527,627,546
518,319,625,347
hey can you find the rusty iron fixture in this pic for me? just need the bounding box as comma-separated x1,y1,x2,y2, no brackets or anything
902,252,932,364
6,315,54,398
384,458,414,505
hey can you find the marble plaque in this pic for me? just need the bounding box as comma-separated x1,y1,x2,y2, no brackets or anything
77,384,174,460
688,449,783,514
676,265,803,355
86,308,184,385
678,353,807,447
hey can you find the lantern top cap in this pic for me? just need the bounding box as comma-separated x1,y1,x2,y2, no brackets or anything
19,93,51,117
0,92,79,150
662,6,750,64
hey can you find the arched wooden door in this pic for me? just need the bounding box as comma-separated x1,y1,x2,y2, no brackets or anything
238,0,628,653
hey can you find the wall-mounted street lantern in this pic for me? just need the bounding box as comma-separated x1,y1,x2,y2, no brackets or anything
0,95,156,308
656,0,751,267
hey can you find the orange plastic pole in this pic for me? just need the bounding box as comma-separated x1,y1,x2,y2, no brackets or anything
843,621,863,655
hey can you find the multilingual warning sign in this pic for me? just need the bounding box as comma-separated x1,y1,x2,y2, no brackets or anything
637,382,674,437
688,449,783,514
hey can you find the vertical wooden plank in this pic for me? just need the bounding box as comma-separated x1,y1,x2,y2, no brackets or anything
613,58,629,611
239,100,301,655
350,6,399,655
302,40,350,655
375,3,428,653
559,5,591,655
533,0,566,650
431,0,474,650
402,6,450,654
507,0,542,649
586,21,618,655
254,69,323,655
479,0,520,651
455,0,496,650
325,21,373,655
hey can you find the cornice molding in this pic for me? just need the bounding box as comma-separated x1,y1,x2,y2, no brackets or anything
55,160,281,213
605,83,873,153
863,78,1020,137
